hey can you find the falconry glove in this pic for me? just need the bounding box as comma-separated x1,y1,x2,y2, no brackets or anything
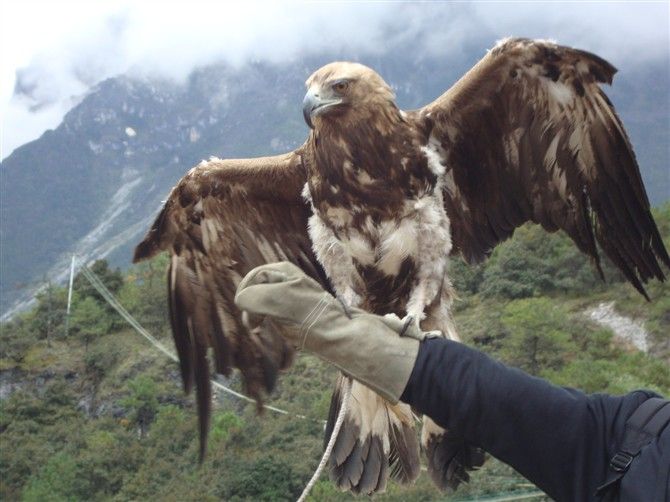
234,261,441,403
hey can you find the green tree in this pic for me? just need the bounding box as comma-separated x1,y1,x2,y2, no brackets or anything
480,224,610,299
0,381,85,499
120,376,160,437
449,258,485,296
83,346,119,413
83,346,118,385
651,203,670,243
500,298,576,375
73,259,123,305
115,405,195,501
75,428,139,499
0,315,38,368
120,254,170,335
481,238,554,299
210,411,243,444
225,457,302,501
29,282,68,341
22,452,83,502
69,296,110,350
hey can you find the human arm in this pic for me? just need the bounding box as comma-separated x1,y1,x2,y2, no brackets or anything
234,261,661,501
401,337,657,501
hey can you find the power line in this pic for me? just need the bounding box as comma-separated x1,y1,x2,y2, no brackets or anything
78,262,546,502
78,263,315,420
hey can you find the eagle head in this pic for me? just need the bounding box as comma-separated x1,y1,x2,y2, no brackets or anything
303,62,396,129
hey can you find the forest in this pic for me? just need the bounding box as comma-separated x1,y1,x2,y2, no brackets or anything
1,204,669,501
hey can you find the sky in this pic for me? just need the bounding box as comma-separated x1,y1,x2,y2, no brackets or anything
1,1,668,160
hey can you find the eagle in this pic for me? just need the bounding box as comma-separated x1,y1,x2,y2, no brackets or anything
133,38,670,494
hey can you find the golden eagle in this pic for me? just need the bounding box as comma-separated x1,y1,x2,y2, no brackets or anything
134,38,669,494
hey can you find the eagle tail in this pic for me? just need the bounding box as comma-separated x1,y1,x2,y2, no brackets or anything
422,417,486,490
325,377,420,495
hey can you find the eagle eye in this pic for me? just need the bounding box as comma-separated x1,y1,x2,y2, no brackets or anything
332,80,349,93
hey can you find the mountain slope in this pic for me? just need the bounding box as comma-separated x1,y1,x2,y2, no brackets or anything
1,217,668,500
1,50,668,316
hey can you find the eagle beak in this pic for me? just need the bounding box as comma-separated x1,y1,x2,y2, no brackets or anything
302,89,342,129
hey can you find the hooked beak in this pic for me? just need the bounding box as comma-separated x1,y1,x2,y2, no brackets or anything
302,89,342,129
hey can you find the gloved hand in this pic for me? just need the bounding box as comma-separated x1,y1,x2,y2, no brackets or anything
235,262,440,403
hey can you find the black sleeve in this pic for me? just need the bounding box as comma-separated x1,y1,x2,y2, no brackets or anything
400,337,657,502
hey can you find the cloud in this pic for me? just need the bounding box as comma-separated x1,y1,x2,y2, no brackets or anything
1,1,668,159
471,2,669,63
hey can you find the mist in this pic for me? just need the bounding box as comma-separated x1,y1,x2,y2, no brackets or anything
2,1,668,159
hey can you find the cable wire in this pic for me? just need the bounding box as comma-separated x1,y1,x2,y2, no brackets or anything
79,264,311,418
79,263,545,502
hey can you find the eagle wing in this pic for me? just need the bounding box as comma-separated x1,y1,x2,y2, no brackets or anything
133,150,328,458
417,38,669,297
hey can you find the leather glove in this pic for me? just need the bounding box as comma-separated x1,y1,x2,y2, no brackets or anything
235,262,440,403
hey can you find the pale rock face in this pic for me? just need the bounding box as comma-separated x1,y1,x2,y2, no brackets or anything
587,302,649,353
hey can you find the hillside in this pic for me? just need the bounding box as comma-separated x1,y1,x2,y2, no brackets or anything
1,208,668,501
2,49,669,317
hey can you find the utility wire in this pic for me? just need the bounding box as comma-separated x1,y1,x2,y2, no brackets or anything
79,263,545,502
79,264,313,419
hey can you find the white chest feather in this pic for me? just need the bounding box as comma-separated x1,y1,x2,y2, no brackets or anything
308,190,451,278
304,141,454,319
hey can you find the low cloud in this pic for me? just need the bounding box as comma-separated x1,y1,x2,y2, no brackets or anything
2,1,668,158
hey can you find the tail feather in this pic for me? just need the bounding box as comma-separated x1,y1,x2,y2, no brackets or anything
387,403,421,483
422,417,486,491
326,377,420,495
355,436,385,495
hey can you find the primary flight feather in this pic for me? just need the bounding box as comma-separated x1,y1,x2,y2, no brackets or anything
134,38,670,494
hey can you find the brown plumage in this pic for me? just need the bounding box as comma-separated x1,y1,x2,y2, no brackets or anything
424,39,667,298
134,38,669,493
135,153,330,460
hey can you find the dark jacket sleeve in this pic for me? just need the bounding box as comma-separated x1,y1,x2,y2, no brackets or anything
400,337,657,502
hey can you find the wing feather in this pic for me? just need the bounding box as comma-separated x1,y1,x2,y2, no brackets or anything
417,38,669,296
134,151,329,458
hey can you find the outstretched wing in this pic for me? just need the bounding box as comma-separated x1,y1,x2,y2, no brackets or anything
133,151,329,458
417,38,669,297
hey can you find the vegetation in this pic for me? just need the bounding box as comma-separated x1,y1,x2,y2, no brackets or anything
1,204,668,501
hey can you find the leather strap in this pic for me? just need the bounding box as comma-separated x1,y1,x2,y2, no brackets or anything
596,398,670,496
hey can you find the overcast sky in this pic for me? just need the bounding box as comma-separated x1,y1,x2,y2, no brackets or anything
1,1,668,160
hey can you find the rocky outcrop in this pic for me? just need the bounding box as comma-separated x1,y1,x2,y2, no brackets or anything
587,302,649,353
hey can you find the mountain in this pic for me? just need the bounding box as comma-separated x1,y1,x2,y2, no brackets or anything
1,63,309,316
1,48,668,316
